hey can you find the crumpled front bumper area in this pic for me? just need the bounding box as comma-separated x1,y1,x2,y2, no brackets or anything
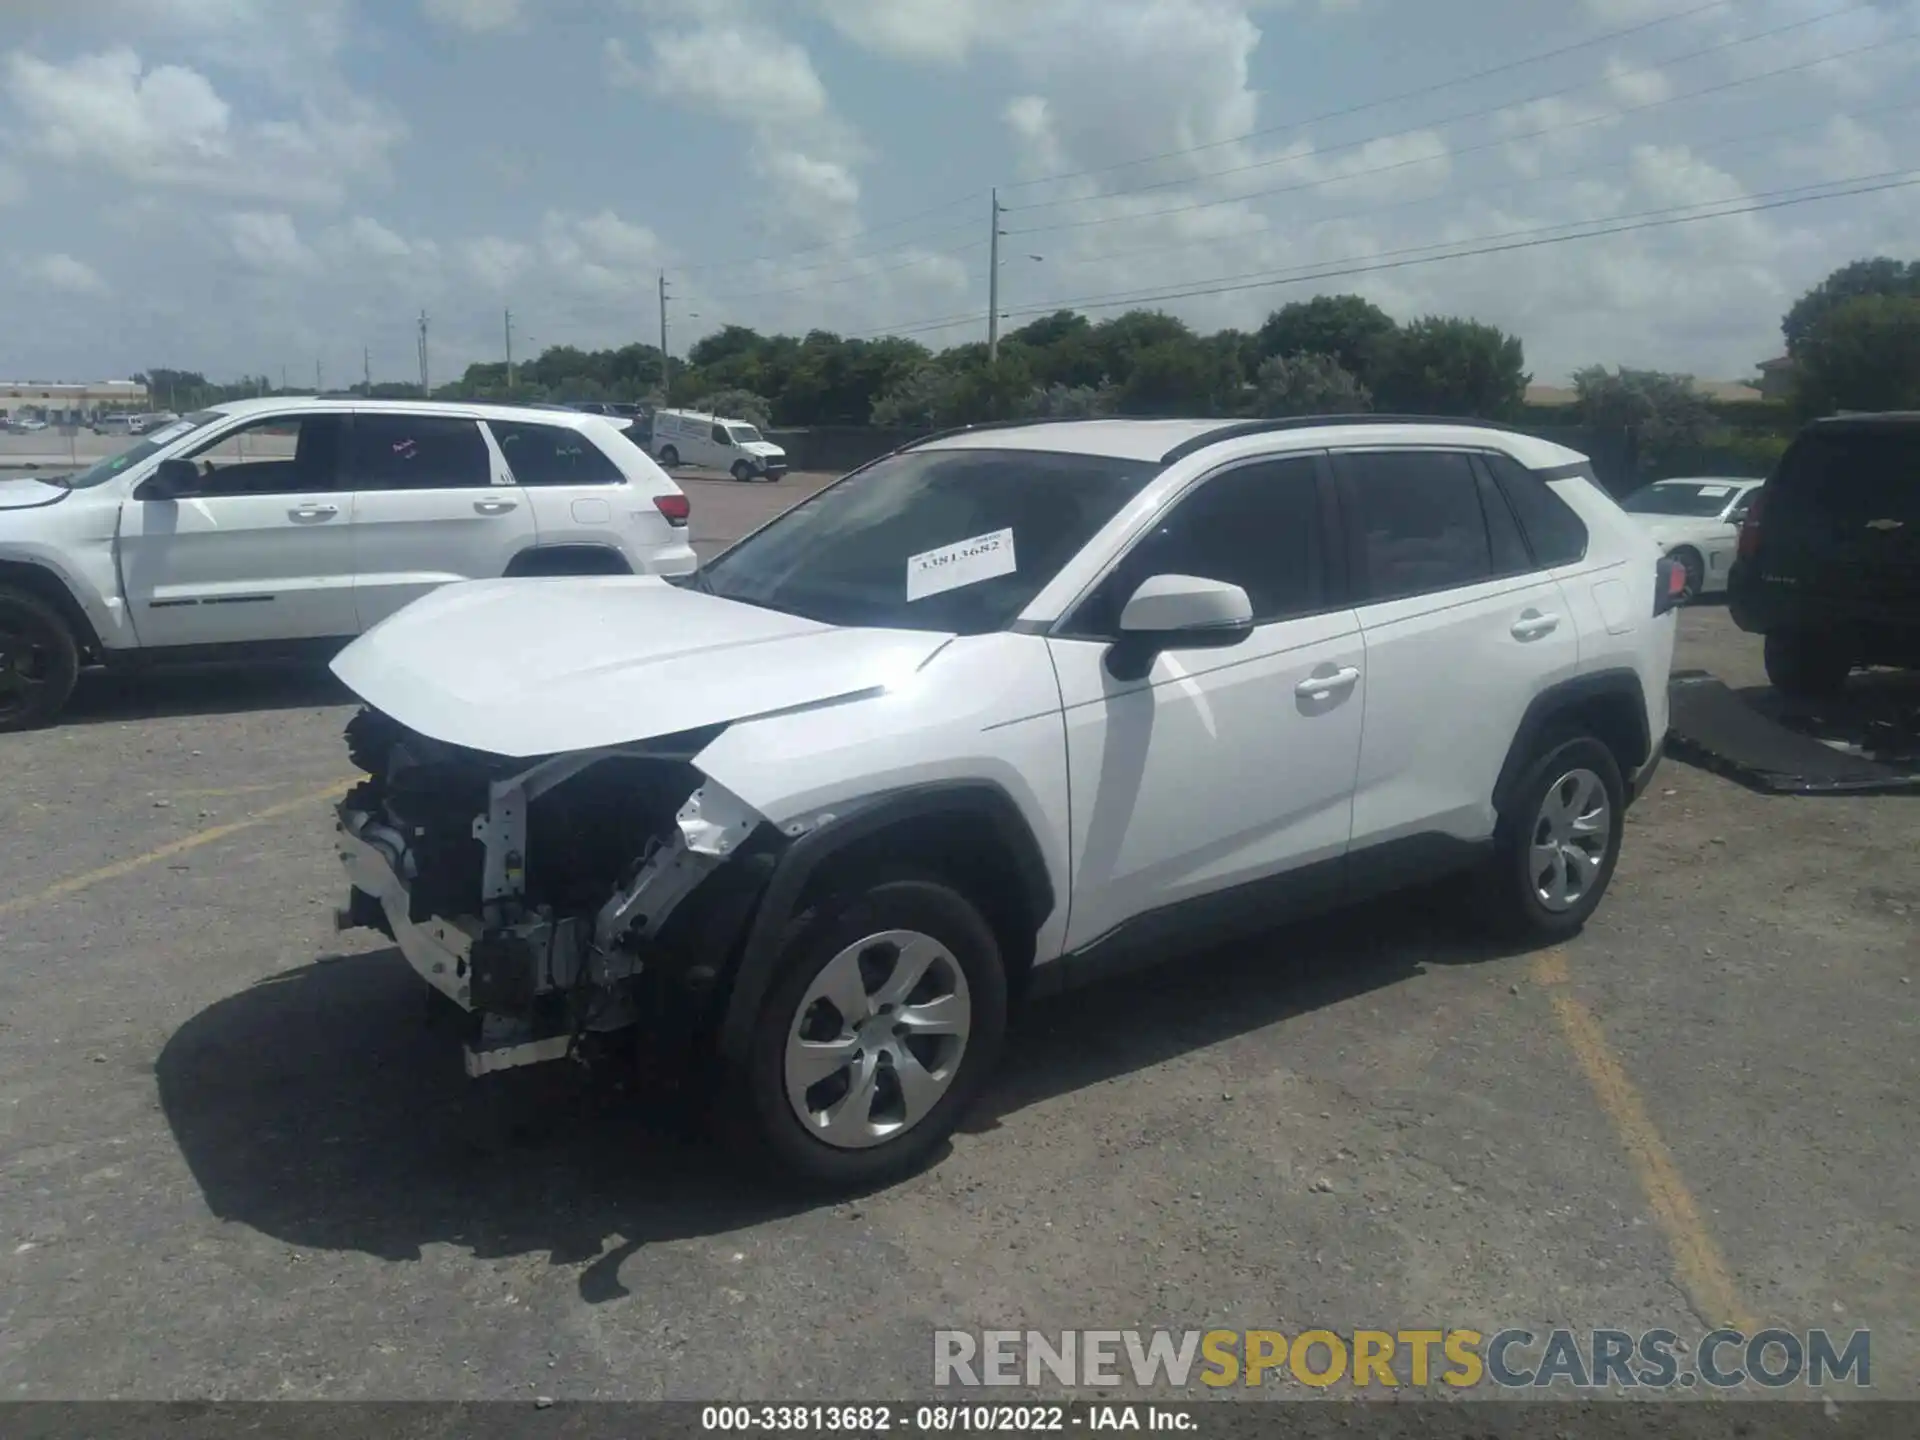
335,801,482,1010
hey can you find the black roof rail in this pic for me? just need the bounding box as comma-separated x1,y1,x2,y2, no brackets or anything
1158,413,1531,465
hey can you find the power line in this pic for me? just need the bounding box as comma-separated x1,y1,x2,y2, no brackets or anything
998,0,1740,197
1006,27,1909,237
1009,92,1920,277
856,171,1920,339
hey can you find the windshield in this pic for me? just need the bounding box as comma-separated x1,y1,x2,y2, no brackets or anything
60,411,222,488
698,447,1160,634
728,424,764,445
1621,482,1743,518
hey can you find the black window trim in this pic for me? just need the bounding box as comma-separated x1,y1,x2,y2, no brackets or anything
1051,448,1347,642
484,417,624,488
1468,451,1543,577
1332,444,1537,608
1486,451,1593,567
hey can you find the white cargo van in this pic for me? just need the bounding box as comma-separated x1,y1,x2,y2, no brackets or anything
651,409,788,481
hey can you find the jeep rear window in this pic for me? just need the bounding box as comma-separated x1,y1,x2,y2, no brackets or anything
696,448,1159,634
1772,430,1920,523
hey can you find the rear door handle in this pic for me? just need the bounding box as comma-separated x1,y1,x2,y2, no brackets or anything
1511,611,1562,641
474,498,518,515
290,502,338,518
1295,665,1360,701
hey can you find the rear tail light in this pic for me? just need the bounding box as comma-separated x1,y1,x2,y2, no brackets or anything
653,493,690,526
1736,491,1764,561
1654,554,1688,616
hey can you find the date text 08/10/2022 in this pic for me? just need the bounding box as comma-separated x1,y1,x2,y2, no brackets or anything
702,1405,1190,1432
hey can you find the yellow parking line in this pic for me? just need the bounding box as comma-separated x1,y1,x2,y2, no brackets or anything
1531,948,1759,1332
0,779,356,920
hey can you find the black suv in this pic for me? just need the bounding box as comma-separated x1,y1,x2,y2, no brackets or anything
1729,413,1920,697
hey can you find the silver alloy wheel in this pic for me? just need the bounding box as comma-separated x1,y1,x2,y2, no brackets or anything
1529,767,1612,913
783,929,972,1150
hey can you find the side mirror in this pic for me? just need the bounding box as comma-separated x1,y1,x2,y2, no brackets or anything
1108,574,1255,680
139,457,198,501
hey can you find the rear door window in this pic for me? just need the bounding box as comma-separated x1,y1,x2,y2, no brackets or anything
1482,452,1590,566
1335,450,1493,603
350,414,492,490
490,421,624,486
1772,430,1920,526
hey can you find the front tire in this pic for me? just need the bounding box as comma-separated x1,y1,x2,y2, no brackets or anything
731,461,754,482
0,586,80,732
1480,732,1625,942
1764,631,1850,700
732,876,1007,1190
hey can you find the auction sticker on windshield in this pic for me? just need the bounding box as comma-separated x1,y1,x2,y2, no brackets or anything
907,528,1017,602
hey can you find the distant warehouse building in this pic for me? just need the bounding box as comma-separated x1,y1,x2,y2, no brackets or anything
1,379,150,423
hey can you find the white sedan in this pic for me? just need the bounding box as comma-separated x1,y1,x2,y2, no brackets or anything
1619,477,1765,601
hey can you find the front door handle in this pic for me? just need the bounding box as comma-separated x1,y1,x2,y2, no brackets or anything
473,498,518,515
1295,665,1361,701
290,502,339,518
1511,610,1562,641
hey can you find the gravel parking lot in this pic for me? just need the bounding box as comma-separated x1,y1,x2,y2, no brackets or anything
1,471,1913,1402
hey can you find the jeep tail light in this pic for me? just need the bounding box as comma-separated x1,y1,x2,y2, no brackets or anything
1654,554,1687,616
653,493,690,526
1736,491,1764,561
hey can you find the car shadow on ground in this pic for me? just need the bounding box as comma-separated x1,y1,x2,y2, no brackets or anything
63,663,352,725
1737,669,1920,771
155,887,1537,1301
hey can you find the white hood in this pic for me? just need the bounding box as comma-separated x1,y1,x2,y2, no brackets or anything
330,576,952,758
742,440,786,460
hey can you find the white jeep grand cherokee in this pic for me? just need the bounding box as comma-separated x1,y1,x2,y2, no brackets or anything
331,417,1681,1188
0,398,695,730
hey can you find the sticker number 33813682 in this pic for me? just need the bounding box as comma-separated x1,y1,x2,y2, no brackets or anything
906,528,1018,602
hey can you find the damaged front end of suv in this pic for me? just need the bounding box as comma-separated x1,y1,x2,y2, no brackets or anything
334,707,786,1078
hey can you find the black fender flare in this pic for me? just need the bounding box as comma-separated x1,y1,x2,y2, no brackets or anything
502,544,632,578
715,781,1056,1062
1491,667,1651,816
0,557,104,655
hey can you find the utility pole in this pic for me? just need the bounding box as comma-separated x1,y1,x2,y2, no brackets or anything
504,309,515,396
417,310,431,397
280,364,288,394
658,272,671,401
315,359,324,394
987,188,1002,364
363,346,372,394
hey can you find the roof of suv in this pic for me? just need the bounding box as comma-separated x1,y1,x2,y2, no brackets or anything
913,415,1588,469
203,396,624,429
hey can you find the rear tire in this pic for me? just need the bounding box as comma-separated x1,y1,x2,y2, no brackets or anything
727,876,1007,1191
1764,631,1850,700
0,585,80,732
1479,731,1625,943
658,445,680,467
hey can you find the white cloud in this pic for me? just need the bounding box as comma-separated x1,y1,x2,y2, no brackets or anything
3,48,404,206
609,15,865,240
421,0,524,31
1602,55,1670,107
224,211,317,272
22,252,109,295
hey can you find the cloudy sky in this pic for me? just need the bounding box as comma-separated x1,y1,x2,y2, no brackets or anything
2,0,1917,389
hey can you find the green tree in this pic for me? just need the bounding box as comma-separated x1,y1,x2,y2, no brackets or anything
1250,353,1372,417
1783,257,1920,358
871,364,963,427
692,389,775,428
1372,316,1529,419
1793,294,1920,415
1024,380,1120,418
1255,294,1398,381
1571,366,1716,472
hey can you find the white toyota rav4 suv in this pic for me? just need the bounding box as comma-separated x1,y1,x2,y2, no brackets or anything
331,417,1681,1188
0,397,695,730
